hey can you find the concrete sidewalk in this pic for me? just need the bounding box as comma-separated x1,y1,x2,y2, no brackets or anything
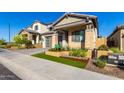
11,48,49,55
0,48,120,80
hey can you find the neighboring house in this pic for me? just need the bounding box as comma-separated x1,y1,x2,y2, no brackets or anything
19,13,100,49
107,25,124,51
19,20,50,45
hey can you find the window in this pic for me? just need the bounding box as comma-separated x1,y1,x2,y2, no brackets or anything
35,25,39,30
72,31,84,42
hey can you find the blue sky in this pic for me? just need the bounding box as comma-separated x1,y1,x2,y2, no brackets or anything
0,12,124,41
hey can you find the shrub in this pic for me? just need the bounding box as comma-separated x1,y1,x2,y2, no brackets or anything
13,35,33,49
94,59,107,68
9,42,18,46
6,45,12,48
80,49,88,57
0,45,7,48
55,44,61,50
69,49,80,57
66,47,71,51
98,44,108,51
69,49,88,57
109,47,122,53
13,34,29,45
25,40,33,48
49,44,62,51
0,39,6,45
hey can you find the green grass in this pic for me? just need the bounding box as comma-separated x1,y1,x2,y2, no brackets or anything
0,45,7,49
32,53,87,69
109,47,123,53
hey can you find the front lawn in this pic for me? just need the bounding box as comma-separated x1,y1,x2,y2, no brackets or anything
32,53,87,69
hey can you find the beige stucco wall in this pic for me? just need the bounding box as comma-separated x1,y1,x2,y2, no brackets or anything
52,33,58,48
57,24,97,49
96,38,107,48
85,29,96,49
32,22,49,33
19,30,32,40
68,31,82,49
68,26,86,49
84,24,97,49
122,37,124,51
121,29,124,51
108,30,121,49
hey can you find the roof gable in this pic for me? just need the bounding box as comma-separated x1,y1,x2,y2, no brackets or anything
51,13,97,27
54,16,85,27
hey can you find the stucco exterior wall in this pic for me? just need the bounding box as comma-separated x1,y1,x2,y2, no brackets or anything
19,30,32,40
121,29,124,51
68,28,96,49
65,24,97,49
32,22,49,33
108,30,121,49
52,33,58,48
122,36,124,51
85,29,96,49
84,24,97,50
68,30,83,49
96,38,107,48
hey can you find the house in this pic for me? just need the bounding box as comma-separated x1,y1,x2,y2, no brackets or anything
107,25,124,51
19,13,101,50
19,20,50,45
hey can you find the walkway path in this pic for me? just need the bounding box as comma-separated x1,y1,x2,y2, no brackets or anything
0,48,120,80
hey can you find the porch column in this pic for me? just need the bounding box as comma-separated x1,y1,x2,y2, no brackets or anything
36,35,39,44
42,36,46,48
85,24,96,49
52,32,58,48
62,32,68,48
32,40,35,44
28,34,34,44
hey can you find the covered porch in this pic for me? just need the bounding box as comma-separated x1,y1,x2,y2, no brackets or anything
49,13,98,49
52,21,94,49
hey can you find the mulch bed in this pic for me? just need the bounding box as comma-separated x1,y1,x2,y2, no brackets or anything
85,59,124,79
60,56,89,64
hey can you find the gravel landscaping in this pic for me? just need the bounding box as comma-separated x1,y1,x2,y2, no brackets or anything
85,60,124,79
0,64,21,80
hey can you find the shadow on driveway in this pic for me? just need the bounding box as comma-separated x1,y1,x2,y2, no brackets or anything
0,64,21,80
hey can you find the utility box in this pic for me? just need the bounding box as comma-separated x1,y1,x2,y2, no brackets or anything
108,53,124,65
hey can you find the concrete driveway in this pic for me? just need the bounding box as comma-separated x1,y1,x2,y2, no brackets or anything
0,48,120,80
11,48,49,55
0,63,20,80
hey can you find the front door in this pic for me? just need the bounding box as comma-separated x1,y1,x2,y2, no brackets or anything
58,36,63,46
45,36,52,47
32,35,37,44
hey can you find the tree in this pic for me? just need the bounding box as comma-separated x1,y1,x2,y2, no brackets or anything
0,39,6,45
13,34,30,45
